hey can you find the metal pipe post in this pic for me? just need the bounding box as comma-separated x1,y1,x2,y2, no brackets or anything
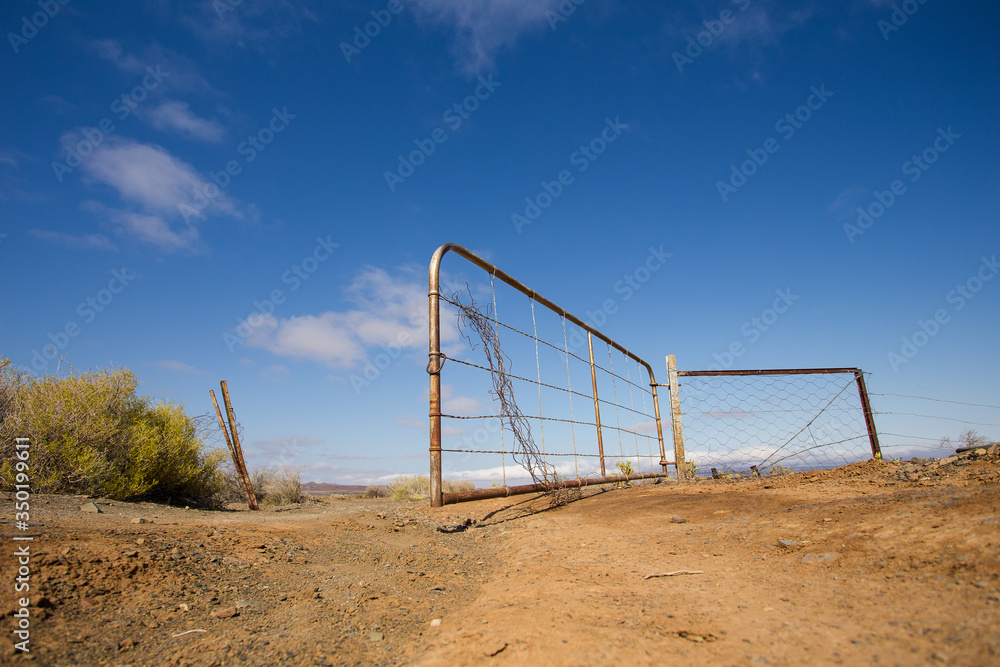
587,332,606,477
854,370,882,459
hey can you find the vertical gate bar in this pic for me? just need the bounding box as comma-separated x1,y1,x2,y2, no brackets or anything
648,380,669,476
587,332,606,477
666,354,687,480
428,251,445,508
854,369,882,459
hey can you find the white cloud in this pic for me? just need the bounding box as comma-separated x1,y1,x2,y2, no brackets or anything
440,384,482,416
243,267,461,368
411,0,564,73
73,137,250,252
30,229,118,251
144,100,225,142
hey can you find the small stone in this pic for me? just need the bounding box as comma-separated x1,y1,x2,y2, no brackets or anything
670,515,687,524
484,642,508,657
178,603,189,612
430,585,446,592
80,502,100,513
778,540,801,548
370,631,384,642
235,600,250,609
130,517,150,524
430,618,442,627
211,607,238,619
802,552,840,563
136,537,145,545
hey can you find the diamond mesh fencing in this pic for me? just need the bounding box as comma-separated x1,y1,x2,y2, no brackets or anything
673,370,878,476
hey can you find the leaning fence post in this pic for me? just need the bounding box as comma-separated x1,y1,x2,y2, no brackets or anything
587,332,606,477
219,380,258,510
853,370,882,459
210,389,256,509
666,355,688,480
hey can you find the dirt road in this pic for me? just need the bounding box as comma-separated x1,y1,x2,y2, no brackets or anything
2,453,999,665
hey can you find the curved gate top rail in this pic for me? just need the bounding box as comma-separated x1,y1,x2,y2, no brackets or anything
427,243,673,506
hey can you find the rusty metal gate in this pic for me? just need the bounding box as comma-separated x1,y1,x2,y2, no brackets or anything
664,364,881,477
427,244,675,506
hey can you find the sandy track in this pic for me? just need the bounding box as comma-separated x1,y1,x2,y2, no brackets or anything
2,456,999,665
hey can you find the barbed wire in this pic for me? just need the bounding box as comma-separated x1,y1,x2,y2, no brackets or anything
450,285,555,488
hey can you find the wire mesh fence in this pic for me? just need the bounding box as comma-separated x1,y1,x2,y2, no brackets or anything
672,369,879,476
428,245,672,506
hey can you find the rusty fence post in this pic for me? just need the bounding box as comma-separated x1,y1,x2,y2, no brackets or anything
219,381,258,510
587,332,607,477
666,355,687,480
853,370,882,459
210,389,256,509
428,249,445,507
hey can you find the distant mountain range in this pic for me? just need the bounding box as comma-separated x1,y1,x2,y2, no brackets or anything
301,482,368,496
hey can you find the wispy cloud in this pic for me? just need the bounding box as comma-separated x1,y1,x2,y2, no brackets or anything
73,136,251,252
92,39,216,94
30,229,119,251
411,0,564,73
183,0,317,51
664,3,815,83
144,100,225,142
150,359,209,375
827,184,867,214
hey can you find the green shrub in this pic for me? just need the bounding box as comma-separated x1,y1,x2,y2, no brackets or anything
0,359,224,503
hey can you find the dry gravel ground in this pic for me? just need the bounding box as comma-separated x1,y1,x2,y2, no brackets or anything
2,450,999,666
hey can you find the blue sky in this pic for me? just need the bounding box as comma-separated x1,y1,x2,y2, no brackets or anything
2,0,998,485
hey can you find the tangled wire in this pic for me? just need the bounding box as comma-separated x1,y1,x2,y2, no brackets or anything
449,286,555,488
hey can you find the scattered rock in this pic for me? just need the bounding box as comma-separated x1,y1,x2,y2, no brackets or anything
778,540,801,549
430,619,442,627
211,607,239,619
670,515,687,524
369,631,384,642
430,584,447,592
437,518,474,533
484,641,508,657
802,552,840,563
80,502,100,514
130,517,150,524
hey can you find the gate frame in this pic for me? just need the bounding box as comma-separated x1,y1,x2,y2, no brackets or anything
663,363,882,473
428,243,674,507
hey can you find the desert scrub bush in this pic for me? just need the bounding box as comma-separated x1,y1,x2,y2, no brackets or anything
0,359,225,503
385,475,474,500
363,485,389,498
231,466,303,506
